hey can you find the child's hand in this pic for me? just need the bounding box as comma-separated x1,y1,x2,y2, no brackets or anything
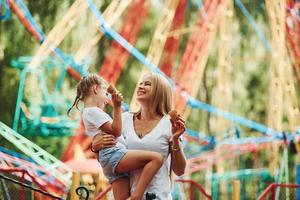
107,84,116,94
112,90,123,107
107,84,123,107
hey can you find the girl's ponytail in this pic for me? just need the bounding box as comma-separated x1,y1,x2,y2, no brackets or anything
67,85,82,116
67,95,80,116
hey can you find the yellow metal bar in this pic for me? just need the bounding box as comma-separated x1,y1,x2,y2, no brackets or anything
29,0,89,69
74,0,132,61
265,0,286,130
265,0,287,176
70,172,80,200
167,26,199,37
212,0,233,133
232,180,240,200
182,10,221,119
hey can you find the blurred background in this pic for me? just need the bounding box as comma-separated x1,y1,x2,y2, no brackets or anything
0,0,300,199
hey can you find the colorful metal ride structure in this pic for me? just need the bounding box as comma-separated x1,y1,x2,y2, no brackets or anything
1,0,300,199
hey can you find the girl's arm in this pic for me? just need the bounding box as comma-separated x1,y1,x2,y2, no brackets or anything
100,106,122,137
170,115,186,176
99,88,123,137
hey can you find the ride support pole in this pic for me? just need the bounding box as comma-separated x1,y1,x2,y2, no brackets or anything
70,172,80,200
232,180,240,200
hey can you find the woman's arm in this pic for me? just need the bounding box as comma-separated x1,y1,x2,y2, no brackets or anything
170,115,186,176
92,133,116,152
170,139,186,176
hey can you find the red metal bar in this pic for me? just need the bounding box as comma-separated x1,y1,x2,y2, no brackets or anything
190,183,194,200
270,186,275,200
286,0,300,86
257,183,300,200
174,0,224,112
66,67,82,81
0,168,65,195
8,0,41,42
91,179,212,199
0,170,62,199
99,0,148,84
159,0,187,77
176,179,212,199
0,152,66,188
21,171,25,200
187,142,279,173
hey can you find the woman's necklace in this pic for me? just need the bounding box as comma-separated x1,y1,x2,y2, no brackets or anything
137,132,143,138
136,130,151,139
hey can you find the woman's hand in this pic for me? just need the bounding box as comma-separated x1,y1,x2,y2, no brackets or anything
170,114,186,176
92,133,117,152
170,114,186,141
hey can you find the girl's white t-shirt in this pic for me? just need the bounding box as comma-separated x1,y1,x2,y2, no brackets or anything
82,107,126,146
82,107,111,137
122,112,173,200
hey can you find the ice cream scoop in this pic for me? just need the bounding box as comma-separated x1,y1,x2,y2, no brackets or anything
169,110,178,121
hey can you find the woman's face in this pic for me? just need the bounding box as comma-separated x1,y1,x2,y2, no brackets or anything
137,75,153,103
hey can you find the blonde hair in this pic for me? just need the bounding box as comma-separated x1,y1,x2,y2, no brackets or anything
141,73,173,115
67,74,107,115
145,73,175,186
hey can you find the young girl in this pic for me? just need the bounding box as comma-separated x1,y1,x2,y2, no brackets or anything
67,74,163,200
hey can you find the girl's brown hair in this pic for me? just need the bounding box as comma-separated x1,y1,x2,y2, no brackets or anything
67,74,107,115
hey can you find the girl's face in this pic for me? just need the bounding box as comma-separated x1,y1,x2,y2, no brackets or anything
137,75,153,103
95,85,109,109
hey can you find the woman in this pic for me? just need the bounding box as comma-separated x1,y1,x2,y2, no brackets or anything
92,73,186,200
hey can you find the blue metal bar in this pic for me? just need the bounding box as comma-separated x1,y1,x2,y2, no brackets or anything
14,0,87,76
37,73,51,104
235,0,272,52
15,0,45,42
13,69,28,131
197,0,207,20
0,146,36,163
0,178,11,200
208,168,270,181
296,165,300,199
187,97,274,134
197,0,203,9
186,128,211,142
0,0,10,21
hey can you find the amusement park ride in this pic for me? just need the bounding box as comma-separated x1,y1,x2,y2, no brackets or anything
1,0,300,199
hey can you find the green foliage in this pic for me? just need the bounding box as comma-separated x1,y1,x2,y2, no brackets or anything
26,0,60,32
0,67,19,126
